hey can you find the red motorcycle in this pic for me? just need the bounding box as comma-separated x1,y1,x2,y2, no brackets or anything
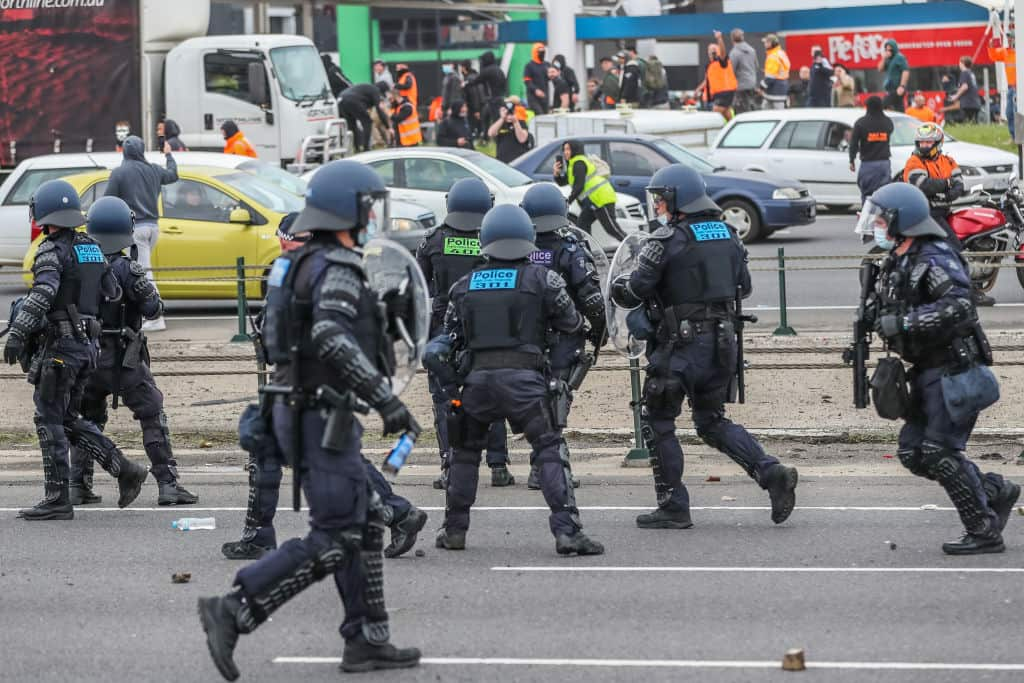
947,178,1024,293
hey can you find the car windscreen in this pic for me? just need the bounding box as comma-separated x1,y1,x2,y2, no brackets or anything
469,154,534,187
651,140,716,173
237,160,307,196
216,172,304,213
889,116,954,146
4,168,94,205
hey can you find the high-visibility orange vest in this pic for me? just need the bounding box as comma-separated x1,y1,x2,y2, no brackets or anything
393,104,422,146
428,97,443,122
396,72,418,108
988,45,1017,87
223,131,258,158
707,58,738,97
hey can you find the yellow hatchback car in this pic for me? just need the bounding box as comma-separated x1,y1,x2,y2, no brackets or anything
23,166,301,299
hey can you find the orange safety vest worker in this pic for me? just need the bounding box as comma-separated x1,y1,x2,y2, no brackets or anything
706,57,738,98
395,69,419,109
988,44,1017,87
392,100,422,147
905,104,937,123
223,131,258,158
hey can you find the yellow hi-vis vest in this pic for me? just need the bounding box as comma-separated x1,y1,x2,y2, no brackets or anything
567,154,615,208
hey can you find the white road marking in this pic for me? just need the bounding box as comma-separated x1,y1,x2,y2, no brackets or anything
0,505,957,513
492,566,1024,574
749,304,1024,311
273,656,1024,672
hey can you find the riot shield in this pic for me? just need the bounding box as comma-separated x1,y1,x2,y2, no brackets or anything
604,233,647,359
362,238,429,396
567,226,610,296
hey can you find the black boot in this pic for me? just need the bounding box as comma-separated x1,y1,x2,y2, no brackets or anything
117,462,149,509
435,527,466,550
432,470,448,490
942,531,1005,556
972,289,996,307
636,506,693,529
555,531,605,556
69,484,102,505
990,480,1021,533
19,489,74,521
158,481,199,506
197,594,245,681
221,540,274,560
764,464,799,524
384,506,427,558
340,633,421,673
490,464,515,487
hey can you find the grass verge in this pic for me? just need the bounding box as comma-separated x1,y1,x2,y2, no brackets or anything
945,122,1018,154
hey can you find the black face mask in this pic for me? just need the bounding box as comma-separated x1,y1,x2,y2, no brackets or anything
538,50,546,61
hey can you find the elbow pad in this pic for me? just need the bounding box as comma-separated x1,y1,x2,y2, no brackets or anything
312,320,392,407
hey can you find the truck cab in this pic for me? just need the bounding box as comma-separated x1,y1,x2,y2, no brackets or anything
164,35,337,167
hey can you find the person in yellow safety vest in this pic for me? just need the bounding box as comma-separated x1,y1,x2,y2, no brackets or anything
760,33,791,109
552,139,624,240
389,88,422,147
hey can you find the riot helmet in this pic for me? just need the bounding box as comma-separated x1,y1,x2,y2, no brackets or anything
520,182,569,233
291,160,389,243
86,196,135,254
855,182,946,249
480,204,536,260
645,164,720,218
444,177,493,232
30,179,85,229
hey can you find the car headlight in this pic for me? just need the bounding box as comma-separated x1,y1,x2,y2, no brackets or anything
960,165,982,177
390,218,418,232
616,207,627,218
772,188,802,200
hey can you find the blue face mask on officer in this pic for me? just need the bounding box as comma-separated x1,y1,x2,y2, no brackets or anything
874,225,895,251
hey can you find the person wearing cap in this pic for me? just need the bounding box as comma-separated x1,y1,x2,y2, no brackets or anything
70,196,198,507
761,33,791,109
198,160,422,679
4,180,149,521
610,164,799,531
433,203,603,556
416,178,515,490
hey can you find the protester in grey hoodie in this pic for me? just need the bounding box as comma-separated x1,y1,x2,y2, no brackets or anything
728,29,759,113
104,135,176,330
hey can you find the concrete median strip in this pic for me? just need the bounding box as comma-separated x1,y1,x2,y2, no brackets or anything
271,656,1024,672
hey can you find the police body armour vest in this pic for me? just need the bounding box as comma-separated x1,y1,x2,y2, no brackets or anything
462,263,546,352
51,231,107,318
660,220,741,307
263,243,385,390
432,227,485,301
99,256,144,333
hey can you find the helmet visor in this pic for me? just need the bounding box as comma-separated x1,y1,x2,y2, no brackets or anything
854,198,895,237
645,186,673,221
364,191,390,240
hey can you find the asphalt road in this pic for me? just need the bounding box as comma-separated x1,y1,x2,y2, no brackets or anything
2,214,1023,333
2,467,1023,683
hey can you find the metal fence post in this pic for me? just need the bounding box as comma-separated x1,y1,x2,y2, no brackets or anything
231,257,250,343
622,357,650,467
773,247,797,336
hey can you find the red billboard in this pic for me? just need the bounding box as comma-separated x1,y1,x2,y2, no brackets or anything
785,24,992,72
0,0,141,167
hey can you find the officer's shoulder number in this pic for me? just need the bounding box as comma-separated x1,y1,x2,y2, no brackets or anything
688,221,732,242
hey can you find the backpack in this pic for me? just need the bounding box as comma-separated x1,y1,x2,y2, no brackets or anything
644,58,667,91
589,154,611,177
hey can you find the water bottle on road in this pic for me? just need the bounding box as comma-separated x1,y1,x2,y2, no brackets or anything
171,517,216,531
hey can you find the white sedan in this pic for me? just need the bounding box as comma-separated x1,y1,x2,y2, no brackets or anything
330,147,648,252
707,108,1018,209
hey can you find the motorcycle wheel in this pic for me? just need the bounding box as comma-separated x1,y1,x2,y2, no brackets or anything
975,273,999,293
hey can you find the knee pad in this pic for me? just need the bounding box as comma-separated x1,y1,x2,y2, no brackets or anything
921,443,959,483
521,400,556,442
694,410,728,451
897,448,930,478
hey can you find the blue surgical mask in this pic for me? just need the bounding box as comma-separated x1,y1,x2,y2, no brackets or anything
873,226,895,251
442,65,453,74
656,214,669,226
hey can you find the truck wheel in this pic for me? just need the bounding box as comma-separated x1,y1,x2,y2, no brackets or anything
720,198,763,243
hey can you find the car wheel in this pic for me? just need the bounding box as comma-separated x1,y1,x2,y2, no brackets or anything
720,198,763,243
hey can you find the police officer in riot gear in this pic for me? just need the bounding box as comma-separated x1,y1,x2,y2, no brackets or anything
198,161,421,679
521,182,606,489
3,180,148,520
416,177,514,489
434,203,603,556
69,196,198,506
610,164,798,530
220,214,426,563
857,183,1019,555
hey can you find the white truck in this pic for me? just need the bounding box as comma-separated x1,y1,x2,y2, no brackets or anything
0,0,340,172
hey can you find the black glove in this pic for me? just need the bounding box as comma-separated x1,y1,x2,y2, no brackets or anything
3,335,23,366
382,287,414,336
876,313,904,338
610,275,640,309
376,395,420,436
587,322,608,349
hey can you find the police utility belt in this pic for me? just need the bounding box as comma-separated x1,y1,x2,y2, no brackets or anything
260,383,370,451
469,350,544,371
47,310,101,342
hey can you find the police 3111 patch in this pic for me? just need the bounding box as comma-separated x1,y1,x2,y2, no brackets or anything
688,221,731,241
73,244,105,263
469,268,518,290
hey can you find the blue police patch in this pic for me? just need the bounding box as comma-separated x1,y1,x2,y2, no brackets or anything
689,221,731,242
73,244,105,263
469,268,517,290
267,257,291,289
529,250,554,267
